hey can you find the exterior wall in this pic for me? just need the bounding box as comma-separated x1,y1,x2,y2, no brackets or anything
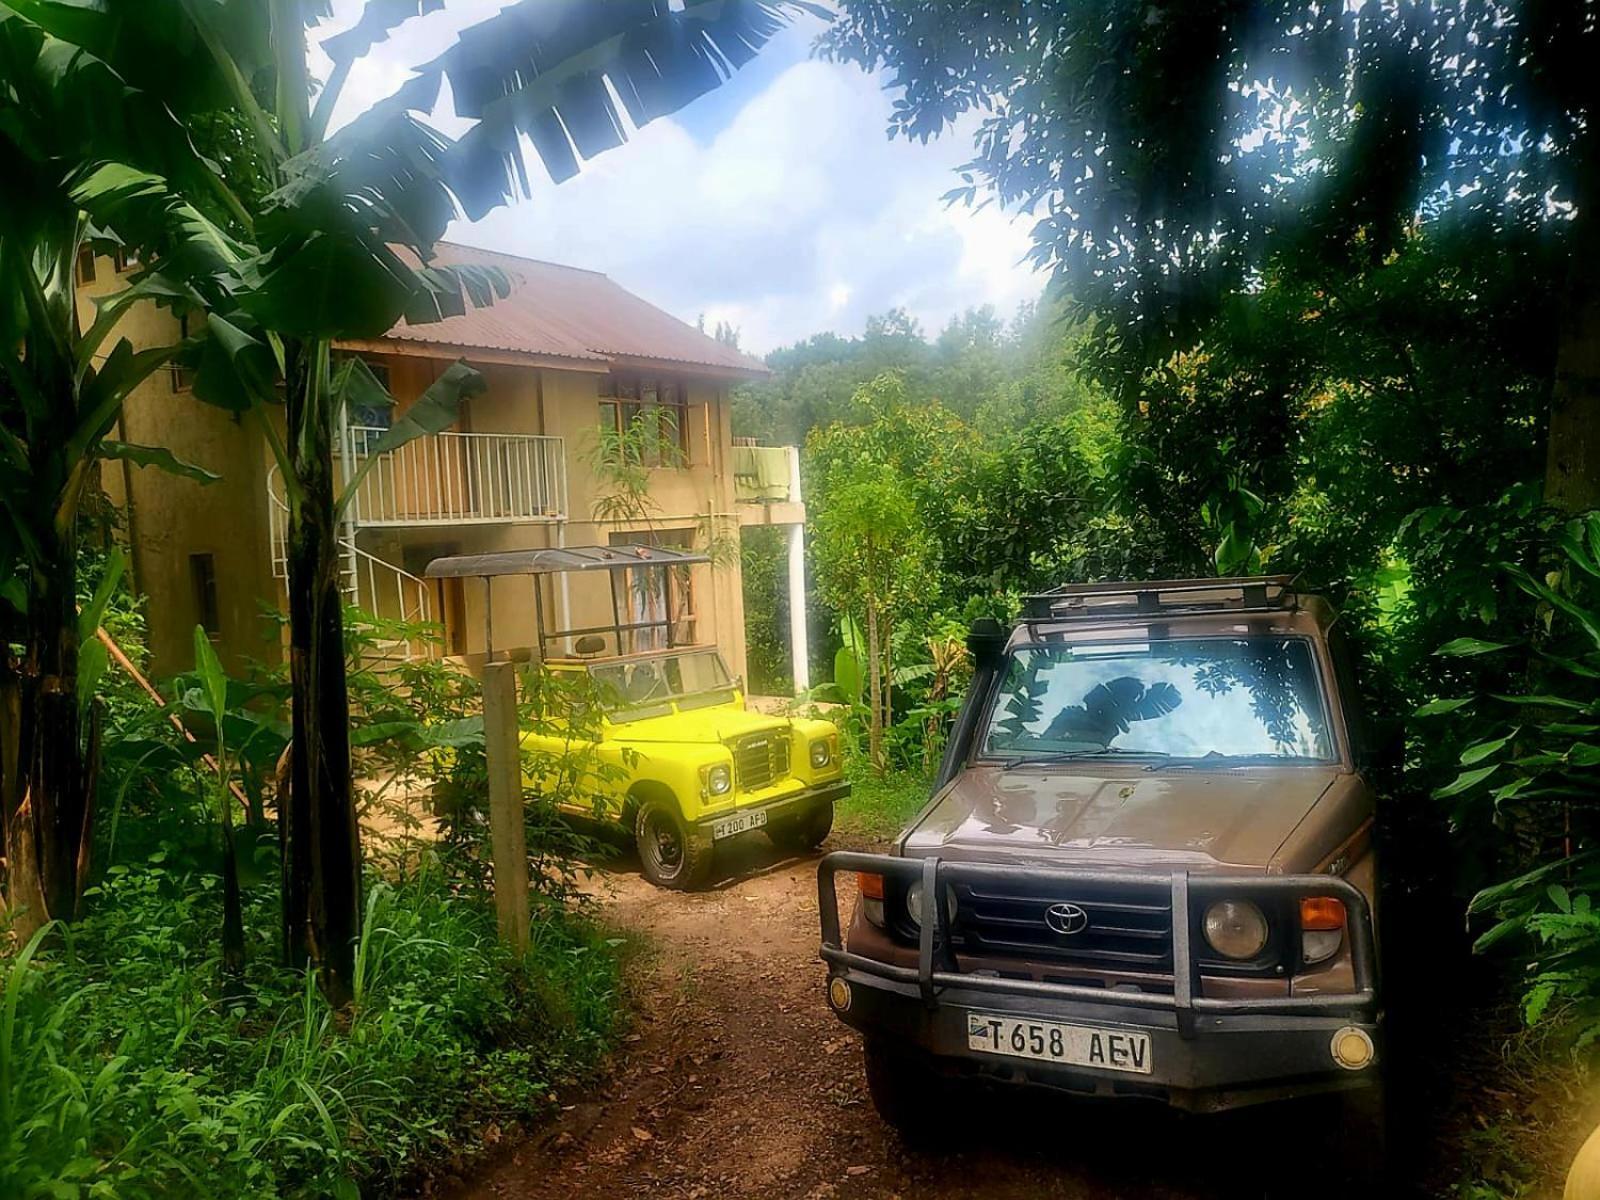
80,253,279,675
89,270,755,681
365,360,750,681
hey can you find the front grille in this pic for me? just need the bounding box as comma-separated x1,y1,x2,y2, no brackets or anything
953,879,1175,971
732,732,790,791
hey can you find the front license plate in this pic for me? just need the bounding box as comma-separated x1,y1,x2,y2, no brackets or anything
711,808,768,840
966,1012,1153,1075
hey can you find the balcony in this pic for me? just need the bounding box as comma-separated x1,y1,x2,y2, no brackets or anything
343,426,567,527
733,443,805,526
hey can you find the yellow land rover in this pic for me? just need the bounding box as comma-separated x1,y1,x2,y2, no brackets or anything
423,543,849,890
526,645,847,888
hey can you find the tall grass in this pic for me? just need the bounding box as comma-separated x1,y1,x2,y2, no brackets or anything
0,857,622,1198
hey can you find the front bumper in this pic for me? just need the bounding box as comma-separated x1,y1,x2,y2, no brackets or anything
694,779,850,834
818,851,1381,1113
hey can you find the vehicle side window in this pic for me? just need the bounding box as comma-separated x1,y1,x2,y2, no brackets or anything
1325,626,1369,763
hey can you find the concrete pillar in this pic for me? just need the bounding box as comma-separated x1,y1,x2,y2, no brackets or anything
786,446,811,694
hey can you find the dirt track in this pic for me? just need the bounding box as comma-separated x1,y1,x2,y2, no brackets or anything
444,835,1381,1200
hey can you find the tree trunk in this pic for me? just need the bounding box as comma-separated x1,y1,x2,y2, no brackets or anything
25,527,91,924
0,644,47,940
280,339,361,1004
1548,152,1600,514
866,605,884,774
1547,294,1600,513
220,810,245,984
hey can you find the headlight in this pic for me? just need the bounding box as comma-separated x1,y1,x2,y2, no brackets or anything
904,881,959,929
706,764,732,795
1202,899,1269,960
809,739,833,769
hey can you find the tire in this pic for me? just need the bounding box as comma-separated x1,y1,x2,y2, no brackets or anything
766,800,834,853
863,1034,951,1147
1331,1079,1389,1187
634,797,714,890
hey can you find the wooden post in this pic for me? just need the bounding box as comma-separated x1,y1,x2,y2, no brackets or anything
482,661,529,956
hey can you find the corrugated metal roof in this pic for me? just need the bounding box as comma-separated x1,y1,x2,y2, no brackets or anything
380,242,769,378
423,543,711,579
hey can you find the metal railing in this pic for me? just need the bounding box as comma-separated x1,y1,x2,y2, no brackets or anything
265,466,436,660
817,852,1379,1034
343,426,566,526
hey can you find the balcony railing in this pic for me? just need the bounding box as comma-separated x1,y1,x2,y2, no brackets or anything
343,426,567,527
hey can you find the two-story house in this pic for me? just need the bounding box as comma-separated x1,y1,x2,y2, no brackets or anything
83,242,811,688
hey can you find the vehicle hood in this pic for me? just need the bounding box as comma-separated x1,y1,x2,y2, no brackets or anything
900,764,1341,873
608,705,789,746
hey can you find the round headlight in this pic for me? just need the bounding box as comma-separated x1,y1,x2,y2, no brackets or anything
809,739,832,768
904,881,959,929
707,764,732,795
1203,899,1269,960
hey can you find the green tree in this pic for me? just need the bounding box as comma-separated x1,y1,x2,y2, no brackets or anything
4,0,809,998
809,376,938,771
821,0,1599,511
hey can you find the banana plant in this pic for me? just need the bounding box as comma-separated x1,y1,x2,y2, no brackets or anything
190,625,246,982
3,0,816,1000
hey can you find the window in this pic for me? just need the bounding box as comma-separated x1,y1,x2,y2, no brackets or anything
189,553,220,635
982,637,1334,762
171,314,194,392
113,245,141,273
598,374,689,467
76,248,97,285
334,354,395,450
609,529,697,651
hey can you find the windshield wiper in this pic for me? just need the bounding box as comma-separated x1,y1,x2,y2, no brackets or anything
1000,748,1168,771
1142,752,1323,772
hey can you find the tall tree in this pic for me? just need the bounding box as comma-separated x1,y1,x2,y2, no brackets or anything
821,0,1599,510
3,0,813,997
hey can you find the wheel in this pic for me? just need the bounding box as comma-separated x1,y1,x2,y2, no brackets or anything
765,800,834,853
634,797,714,890
1283,1079,1387,1190
1330,1079,1389,1186
862,1034,951,1147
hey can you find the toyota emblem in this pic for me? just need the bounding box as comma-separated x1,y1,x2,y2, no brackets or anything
1044,902,1090,936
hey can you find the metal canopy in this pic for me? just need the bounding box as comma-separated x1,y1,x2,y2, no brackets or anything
423,543,710,580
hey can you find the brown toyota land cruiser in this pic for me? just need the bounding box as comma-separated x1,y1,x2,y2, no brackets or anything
818,579,1383,1159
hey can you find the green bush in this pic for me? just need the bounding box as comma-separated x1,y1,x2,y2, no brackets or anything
1,854,622,1199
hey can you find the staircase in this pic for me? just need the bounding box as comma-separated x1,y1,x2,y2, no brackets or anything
266,465,436,662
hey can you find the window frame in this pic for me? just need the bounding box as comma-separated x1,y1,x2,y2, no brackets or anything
598,373,691,468
189,552,221,636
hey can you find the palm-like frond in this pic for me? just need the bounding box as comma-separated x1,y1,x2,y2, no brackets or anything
395,0,825,216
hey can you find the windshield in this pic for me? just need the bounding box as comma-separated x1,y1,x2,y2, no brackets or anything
982,637,1334,762
588,649,736,719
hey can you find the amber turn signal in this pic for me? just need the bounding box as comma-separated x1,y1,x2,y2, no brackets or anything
1300,896,1346,931
857,872,885,900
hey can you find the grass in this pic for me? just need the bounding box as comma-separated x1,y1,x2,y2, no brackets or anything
833,759,933,844
1,852,623,1199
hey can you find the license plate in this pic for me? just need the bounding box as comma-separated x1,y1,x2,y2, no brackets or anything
711,808,768,840
966,1012,1153,1075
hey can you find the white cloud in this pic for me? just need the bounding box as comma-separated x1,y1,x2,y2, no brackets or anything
316,6,1045,355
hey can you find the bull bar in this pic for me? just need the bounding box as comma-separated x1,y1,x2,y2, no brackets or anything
817,851,1379,1038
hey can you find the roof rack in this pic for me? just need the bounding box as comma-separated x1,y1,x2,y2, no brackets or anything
1021,576,1298,622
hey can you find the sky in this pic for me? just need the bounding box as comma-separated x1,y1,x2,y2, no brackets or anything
320,4,1046,356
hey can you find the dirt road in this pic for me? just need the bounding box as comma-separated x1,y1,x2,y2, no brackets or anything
446,836,1369,1200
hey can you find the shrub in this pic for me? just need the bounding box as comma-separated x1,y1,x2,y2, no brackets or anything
1,855,622,1198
